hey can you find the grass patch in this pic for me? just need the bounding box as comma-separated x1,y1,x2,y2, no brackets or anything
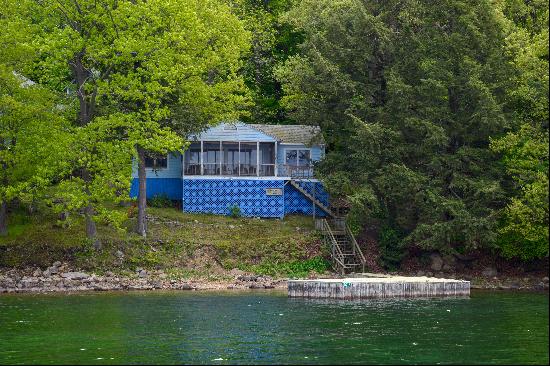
0,206,328,278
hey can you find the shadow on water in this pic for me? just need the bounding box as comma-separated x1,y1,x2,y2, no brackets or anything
0,290,547,364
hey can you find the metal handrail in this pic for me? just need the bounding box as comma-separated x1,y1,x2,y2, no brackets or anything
346,224,366,271
322,218,346,271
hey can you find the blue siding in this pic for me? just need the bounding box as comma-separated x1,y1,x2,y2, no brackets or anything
130,178,182,200
131,153,182,179
277,144,325,177
284,181,329,217
183,178,284,218
191,122,277,142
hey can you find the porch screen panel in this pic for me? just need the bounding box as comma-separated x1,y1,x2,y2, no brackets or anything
222,142,239,176
203,142,221,175
184,143,201,175
239,142,257,176
259,142,275,176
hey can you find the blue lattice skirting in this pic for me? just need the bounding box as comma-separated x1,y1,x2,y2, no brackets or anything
131,178,330,218
183,179,286,218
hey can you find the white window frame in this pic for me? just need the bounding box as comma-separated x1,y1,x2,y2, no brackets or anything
145,153,169,171
284,148,312,166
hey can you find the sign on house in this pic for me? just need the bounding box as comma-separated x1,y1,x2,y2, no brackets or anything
265,188,283,196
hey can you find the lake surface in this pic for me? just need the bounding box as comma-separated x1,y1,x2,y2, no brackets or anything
0,290,548,364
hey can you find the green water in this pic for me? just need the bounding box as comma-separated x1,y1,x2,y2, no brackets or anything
0,290,548,365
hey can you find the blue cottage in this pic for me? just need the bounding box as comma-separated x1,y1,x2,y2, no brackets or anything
130,122,333,218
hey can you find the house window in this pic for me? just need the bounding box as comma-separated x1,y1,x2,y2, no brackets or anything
144,154,168,169
285,149,310,166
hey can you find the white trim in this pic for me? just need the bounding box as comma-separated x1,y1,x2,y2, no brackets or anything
145,153,170,176
256,141,260,177
283,147,312,165
181,176,320,182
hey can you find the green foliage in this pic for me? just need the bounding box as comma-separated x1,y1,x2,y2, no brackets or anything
244,257,331,278
378,224,407,270
235,0,301,124
228,204,242,218
491,125,549,259
0,66,70,235
148,194,173,209
1,0,252,240
275,0,541,258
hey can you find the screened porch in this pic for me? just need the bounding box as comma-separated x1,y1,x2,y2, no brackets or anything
183,141,277,177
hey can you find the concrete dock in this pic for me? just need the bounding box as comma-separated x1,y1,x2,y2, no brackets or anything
288,275,470,299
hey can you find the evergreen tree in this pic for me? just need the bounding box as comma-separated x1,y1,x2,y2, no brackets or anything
276,0,515,259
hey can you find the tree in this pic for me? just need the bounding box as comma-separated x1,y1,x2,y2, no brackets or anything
276,0,513,259
490,0,549,260
0,1,69,236
235,0,300,125
491,125,549,259
7,0,251,244
0,67,69,236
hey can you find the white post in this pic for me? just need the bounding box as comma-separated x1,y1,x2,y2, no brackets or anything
219,141,222,175
274,142,278,177
200,140,203,175
256,141,260,177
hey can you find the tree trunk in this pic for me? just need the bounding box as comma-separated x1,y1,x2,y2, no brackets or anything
84,204,101,250
136,146,147,237
81,167,101,250
0,200,7,237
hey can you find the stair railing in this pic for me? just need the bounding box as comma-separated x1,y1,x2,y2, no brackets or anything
345,224,366,273
321,218,346,273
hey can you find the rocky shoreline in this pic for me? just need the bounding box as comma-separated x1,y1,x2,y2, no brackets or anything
0,262,286,294
0,262,548,295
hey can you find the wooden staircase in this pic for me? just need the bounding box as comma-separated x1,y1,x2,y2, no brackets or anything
319,218,366,274
288,179,365,274
288,180,335,217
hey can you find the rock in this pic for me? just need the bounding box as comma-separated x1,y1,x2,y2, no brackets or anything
229,225,235,229
430,253,443,271
42,269,51,277
180,283,195,290
237,275,258,282
482,267,498,277
149,280,162,289
105,271,114,277
49,266,59,275
442,264,452,272
138,270,147,278
61,272,90,280
52,261,62,268
33,269,42,277
416,270,425,277
542,277,549,283
229,268,246,278
115,250,124,258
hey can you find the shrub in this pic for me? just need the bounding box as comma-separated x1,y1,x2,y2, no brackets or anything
228,204,242,218
148,194,172,208
378,224,406,270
